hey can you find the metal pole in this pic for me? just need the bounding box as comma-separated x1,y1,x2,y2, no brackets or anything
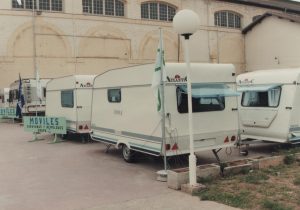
32,0,39,117
183,37,197,186
33,0,38,141
159,29,167,172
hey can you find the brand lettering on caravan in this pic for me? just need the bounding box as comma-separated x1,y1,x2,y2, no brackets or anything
167,75,187,83
239,78,254,84
80,82,93,88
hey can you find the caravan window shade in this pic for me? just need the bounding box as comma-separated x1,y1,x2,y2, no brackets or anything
178,84,239,98
176,84,229,113
61,90,74,108
238,84,281,92
242,86,281,108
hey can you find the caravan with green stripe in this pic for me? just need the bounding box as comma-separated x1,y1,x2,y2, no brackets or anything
90,63,239,162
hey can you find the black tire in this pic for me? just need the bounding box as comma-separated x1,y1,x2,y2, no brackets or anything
62,133,69,140
122,144,135,163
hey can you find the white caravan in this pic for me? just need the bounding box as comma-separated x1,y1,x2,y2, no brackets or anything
46,75,95,141
9,78,50,116
0,88,10,108
237,68,300,143
91,63,239,162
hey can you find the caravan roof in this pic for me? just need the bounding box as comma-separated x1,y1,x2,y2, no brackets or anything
93,63,236,88
237,68,300,85
47,75,96,91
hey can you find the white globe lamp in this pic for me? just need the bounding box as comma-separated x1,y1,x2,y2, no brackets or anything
173,9,200,39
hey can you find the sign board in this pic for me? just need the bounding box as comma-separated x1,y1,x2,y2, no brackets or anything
0,108,16,119
23,117,66,134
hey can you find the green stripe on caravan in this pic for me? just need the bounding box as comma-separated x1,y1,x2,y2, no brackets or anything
129,142,161,152
157,89,161,111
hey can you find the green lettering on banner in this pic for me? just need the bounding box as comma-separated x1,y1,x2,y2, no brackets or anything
0,108,17,119
23,117,67,135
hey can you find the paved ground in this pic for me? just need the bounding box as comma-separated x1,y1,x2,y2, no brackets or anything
0,121,278,210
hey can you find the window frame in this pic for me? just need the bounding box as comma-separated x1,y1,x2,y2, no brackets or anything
61,90,74,108
141,1,176,22
176,85,226,114
82,0,125,17
12,0,64,12
214,10,242,29
241,87,282,108
107,88,121,103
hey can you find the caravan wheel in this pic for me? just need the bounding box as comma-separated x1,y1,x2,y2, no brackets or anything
122,145,135,163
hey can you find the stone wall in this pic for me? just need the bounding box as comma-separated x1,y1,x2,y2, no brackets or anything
0,0,280,87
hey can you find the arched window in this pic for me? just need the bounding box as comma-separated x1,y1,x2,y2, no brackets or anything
141,2,176,22
12,0,63,11
214,11,242,29
82,0,125,17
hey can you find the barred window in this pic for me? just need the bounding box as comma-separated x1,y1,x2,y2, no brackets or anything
159,4,167,21
141,3,148,19
83,0,92,13
115,0,124,16
82,0,125,17
168,5,176,21
214,11,242,29
105,0,114,16
141,2,176,22
12,0,63,11
51,0,63,11
149,3,158,20
25,0,36,9
39,0,50,10
12,0,24,8
94,0,103,14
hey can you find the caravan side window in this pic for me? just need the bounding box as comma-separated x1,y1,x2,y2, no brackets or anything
61,90,74,108
176,86,225,113
242,87,281,107
108,89,121,103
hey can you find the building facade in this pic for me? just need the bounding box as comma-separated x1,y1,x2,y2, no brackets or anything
243,12,300,71
0,0,295,87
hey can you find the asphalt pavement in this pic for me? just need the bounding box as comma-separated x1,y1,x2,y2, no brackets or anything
0,121,275,210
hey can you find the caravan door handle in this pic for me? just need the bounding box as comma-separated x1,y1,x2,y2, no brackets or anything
77,106,83,109
232,108,238,111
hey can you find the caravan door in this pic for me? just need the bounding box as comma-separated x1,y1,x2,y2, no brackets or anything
239,85,281,128
239,84,292,141
76,89,92,134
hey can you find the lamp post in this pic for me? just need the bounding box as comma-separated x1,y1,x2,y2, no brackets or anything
173,10,200,186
